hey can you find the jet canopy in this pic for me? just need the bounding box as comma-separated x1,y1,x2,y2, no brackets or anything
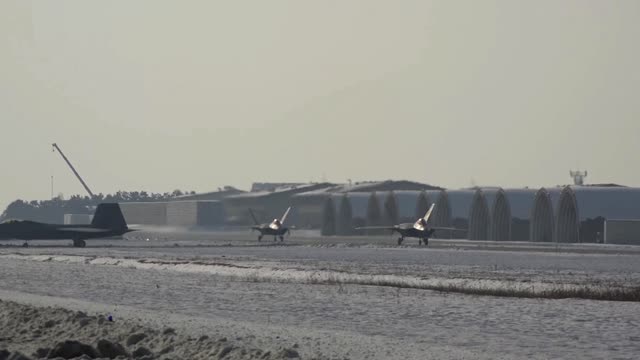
269,219,282,230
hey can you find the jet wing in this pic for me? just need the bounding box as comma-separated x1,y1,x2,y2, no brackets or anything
219,225,265,232
354,226,397,230
57,227,108,233
431,227,466,232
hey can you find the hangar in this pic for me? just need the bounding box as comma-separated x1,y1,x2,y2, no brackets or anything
344,192,371,234
502,189,537,241
426,190,448,228
106,179,640,245
415,191,433,220
294,181,441,236
556,186,640,243
366,192,383,228
223,183,331,225
529,187,563,242
468,188,510,241
431,190,475,238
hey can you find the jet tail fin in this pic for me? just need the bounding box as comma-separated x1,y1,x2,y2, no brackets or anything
91,203,128,231
280,206,292,225
423,203,435,223
413,203,435,230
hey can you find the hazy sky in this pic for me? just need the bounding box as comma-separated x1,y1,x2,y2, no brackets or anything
1,0,639,211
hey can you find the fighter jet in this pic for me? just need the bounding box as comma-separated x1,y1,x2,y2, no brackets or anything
356,204,456,246
249,207,292,242
0,203,133,248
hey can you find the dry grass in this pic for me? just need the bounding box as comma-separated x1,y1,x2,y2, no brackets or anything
235,271,640,302
425,282,640,302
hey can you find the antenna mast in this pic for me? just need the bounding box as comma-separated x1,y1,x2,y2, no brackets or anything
569,170,587,186
51,143,95,198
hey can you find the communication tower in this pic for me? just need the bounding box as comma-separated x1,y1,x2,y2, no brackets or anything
570,170,587,186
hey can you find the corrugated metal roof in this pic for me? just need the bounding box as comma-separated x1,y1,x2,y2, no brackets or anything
347,192,370,218
228,183,329,199
445,190,476,220
374,191,391,208
544,187,563,213
330,193,345,212
394,191,422,219
569,186,640,220
480,188,501,211
291,180,441,195
172,188,244,201
425,190,444,204
503,189,537,220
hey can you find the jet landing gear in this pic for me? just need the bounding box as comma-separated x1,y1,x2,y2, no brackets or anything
279,235,284,242
258,235,263,242
398,237,429,246
72,239,86,248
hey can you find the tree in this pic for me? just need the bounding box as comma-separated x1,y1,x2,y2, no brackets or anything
0,189,190,222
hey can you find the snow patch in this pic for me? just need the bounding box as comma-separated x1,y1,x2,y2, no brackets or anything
1,253,632,300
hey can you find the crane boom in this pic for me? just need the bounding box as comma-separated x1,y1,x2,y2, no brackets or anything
51,143,95,198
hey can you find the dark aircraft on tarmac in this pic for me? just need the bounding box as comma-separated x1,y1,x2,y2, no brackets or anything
249,206,293,242
0,203,133,248
356,204,458,246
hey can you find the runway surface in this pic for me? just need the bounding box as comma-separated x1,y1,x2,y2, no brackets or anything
1,231,639,359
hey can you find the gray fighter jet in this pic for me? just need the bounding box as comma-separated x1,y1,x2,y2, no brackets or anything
356,204,456,246
249,207,292,242
0,203,133,247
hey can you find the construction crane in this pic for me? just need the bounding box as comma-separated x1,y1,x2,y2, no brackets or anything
52,143,96,198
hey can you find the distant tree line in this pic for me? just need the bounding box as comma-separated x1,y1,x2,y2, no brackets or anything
0,190,196,224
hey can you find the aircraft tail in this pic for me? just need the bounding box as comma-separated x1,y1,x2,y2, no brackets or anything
413,203,435,230
91,203,128,231
280,206,292,225
423,203,435,223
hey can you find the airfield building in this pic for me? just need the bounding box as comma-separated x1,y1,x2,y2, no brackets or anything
32,180,640,245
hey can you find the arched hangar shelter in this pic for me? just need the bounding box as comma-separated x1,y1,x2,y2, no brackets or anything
319,193,346,236
346,192,370,229
291,191,331,229
365,192,384,235
394,191,422,223
436,190,475,239
335,194,353,236
335,193,353,236
321,196,336,236
426,190,448,228
414,191,434,219
468,188,510,241
377,192,394,226
366,193,382,223
529,187,563,242
556,186,640,243
339,192,371,235
502,189,537,241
